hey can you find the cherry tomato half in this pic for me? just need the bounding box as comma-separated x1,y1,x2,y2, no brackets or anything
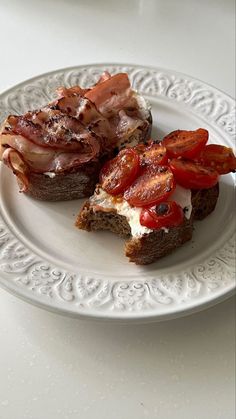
99,148,140,195
135,142,168,167
196,144,236,175
162,128,208,159
140,201,184,230
169,158,219,189
124,165,175,207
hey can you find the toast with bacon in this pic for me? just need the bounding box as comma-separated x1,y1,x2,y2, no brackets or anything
0,72,152,201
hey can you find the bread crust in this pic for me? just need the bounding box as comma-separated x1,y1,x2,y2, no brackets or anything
76,184,219,264
24,160,101,201
124,217,193,264
191,184,219,219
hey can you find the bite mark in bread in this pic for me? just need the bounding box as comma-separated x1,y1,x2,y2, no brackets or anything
76,184,219,264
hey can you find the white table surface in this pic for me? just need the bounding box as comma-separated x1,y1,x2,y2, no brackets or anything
0,1,235,418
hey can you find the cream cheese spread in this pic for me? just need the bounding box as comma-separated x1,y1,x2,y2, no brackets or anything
43,172,56,178
90,184,192,237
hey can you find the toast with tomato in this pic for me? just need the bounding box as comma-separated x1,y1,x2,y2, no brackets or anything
0,72,152,201
76,129,236,264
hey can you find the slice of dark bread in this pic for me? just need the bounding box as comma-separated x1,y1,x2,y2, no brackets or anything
191,186,219,220
76,184,219,264
25,161,101,201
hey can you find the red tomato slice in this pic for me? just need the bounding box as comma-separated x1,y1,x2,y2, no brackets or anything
169,159,219,189
162,128,208,159
135,142,168,167
196,144,236,175
99,148,140,195
124,166,175,207
140,201,184,229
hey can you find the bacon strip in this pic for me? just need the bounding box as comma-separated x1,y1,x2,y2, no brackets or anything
7,112,100,152
85,73,134,117
56,85,88,98
2,148,29,191
0,131,100,173
116,110,144,137
54,95,115,149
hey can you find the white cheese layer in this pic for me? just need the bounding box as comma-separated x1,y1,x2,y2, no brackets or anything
44,172,56,178
170,185,192,220
90,185,192,237
90,188,152,237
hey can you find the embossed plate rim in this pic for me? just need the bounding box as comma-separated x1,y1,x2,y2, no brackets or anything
1,62,235,102
0,273,235,323
0,63,235,321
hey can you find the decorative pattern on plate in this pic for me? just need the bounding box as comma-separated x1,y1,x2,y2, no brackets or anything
0,220,235,313
0,64,235,320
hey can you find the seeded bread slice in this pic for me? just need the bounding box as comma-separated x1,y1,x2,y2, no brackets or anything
76,184,219,264
25,160,101,201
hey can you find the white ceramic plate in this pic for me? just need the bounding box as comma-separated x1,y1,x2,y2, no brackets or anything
0,64,235,322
